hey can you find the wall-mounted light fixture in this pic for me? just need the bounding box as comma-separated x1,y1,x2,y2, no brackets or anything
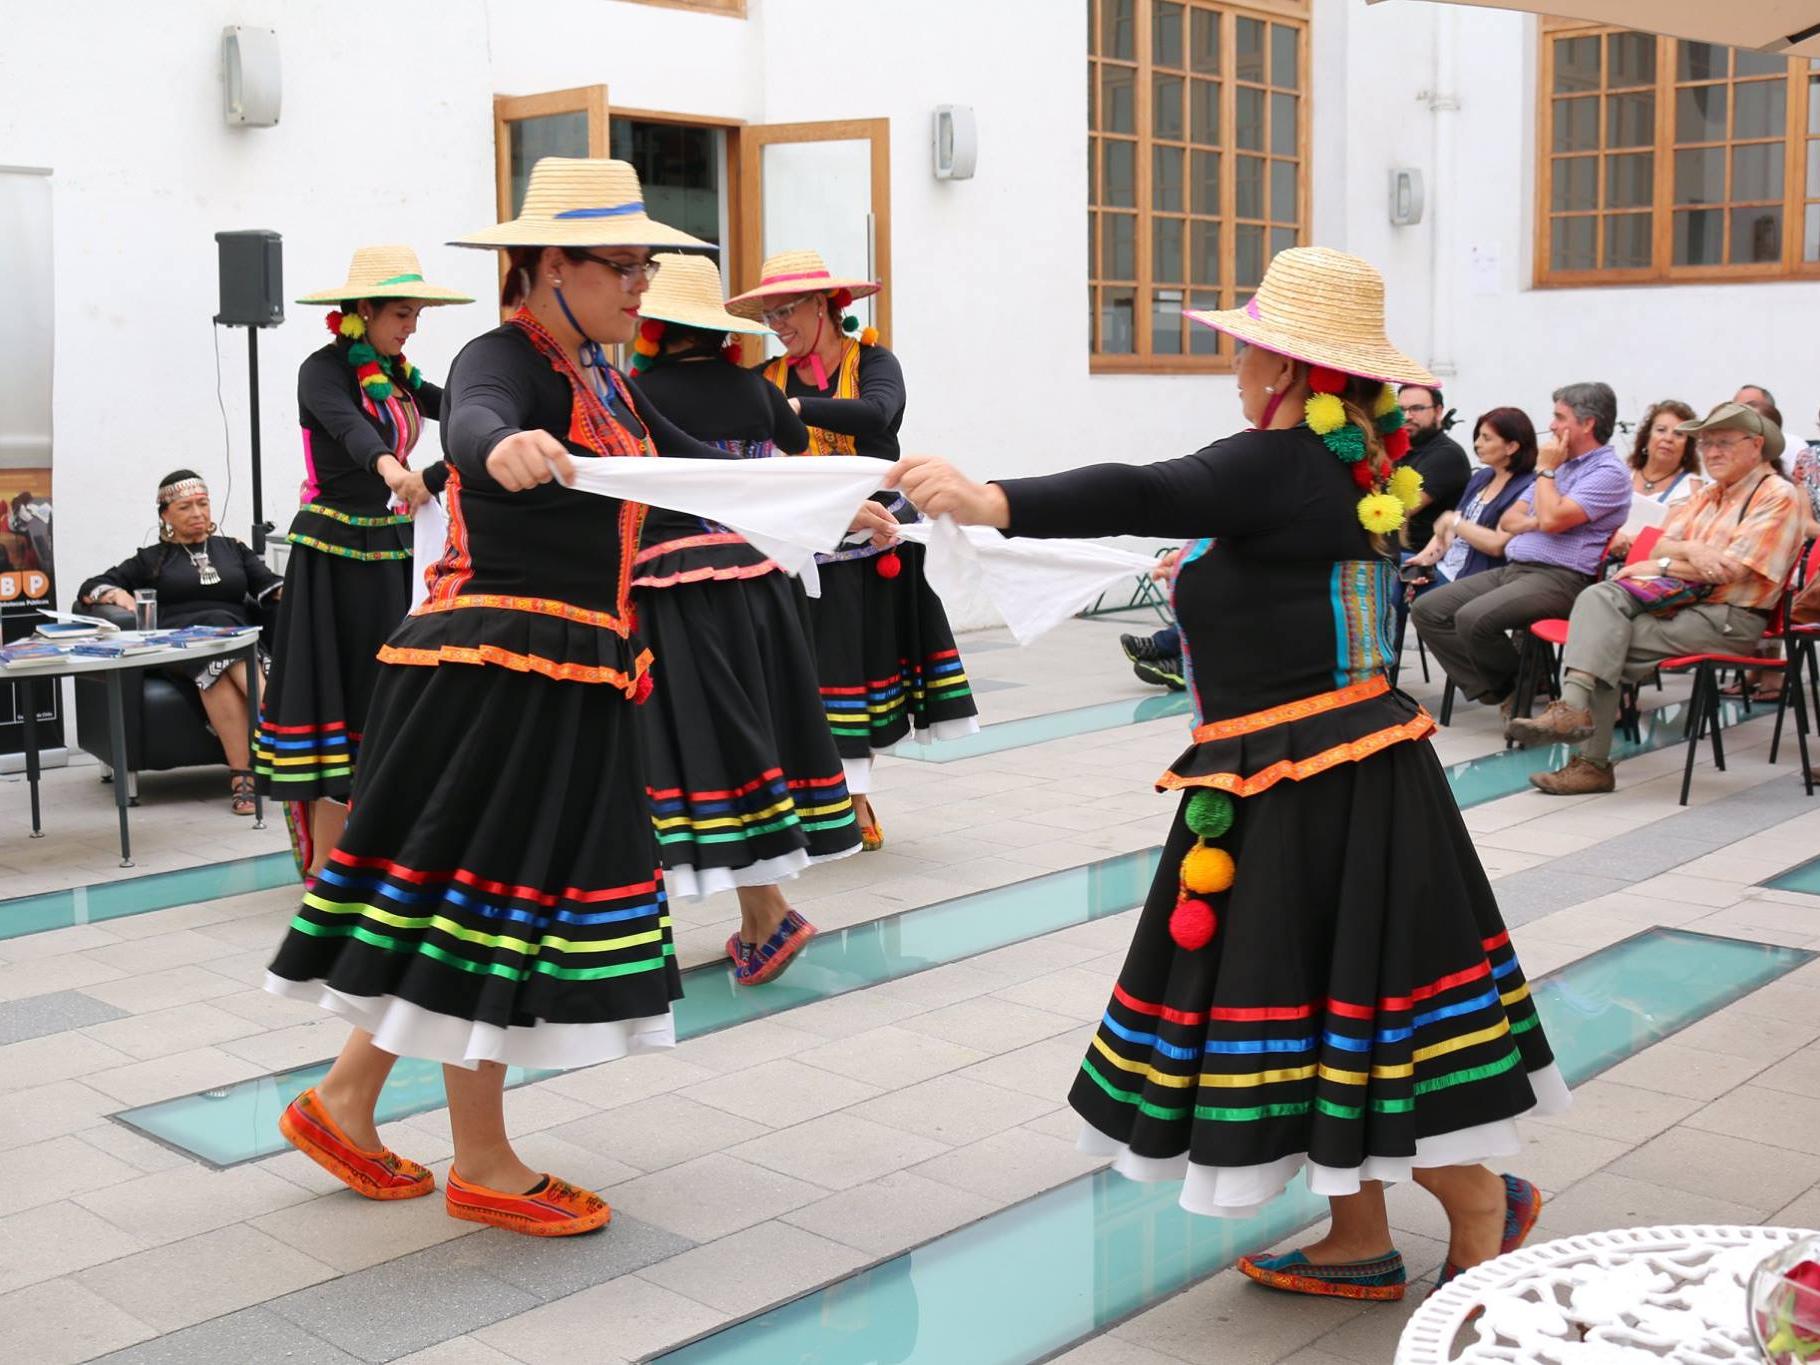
223,26,281,128
933,105,977,181
1388,167,1424,226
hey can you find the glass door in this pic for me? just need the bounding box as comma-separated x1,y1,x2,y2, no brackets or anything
736,119,892,349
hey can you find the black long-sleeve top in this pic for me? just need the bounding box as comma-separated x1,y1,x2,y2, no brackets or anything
629,358,811,582
291,342,447,562
385,324,727,691
79,537,282,627
761,343,905,460
999,426,1420,744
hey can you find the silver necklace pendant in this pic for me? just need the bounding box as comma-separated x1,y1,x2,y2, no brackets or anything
189,546,221,586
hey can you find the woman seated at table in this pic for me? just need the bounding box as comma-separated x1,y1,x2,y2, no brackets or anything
77,469,282,815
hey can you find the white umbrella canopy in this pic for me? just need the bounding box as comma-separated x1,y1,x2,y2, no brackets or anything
1366,1,1820,57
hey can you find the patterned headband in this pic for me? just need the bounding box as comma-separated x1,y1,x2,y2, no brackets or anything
157,478,209,509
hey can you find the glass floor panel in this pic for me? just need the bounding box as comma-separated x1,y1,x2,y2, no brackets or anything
0,852,294,943
113,851,1164,1167
1764,854,1820,896
889,692,1193,763
653,927,1813,1365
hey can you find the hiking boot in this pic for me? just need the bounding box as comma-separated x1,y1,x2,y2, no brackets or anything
1134,657,1187,691
1529,756,1614,795
1121,632,1173,664
1505,700,1595,746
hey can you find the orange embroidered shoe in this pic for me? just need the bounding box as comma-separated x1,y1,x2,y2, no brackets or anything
860,821,885,852
444,1170,612,1237
278,1088,434,1200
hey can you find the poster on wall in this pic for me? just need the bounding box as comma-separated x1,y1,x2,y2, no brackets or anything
0,167,60,759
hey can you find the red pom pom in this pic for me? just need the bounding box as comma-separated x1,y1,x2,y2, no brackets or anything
832,288,854,309
874,551,902,580
1384,427,1412,461
1169,897,1218,951
325,310,344,335
721,338,744,365
1309,366,1347,395
639,318,666,342
631,671,655,705
1351,461,1375,490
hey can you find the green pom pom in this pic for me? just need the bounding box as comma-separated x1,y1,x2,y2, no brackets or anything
1323,424,1368,463
1185,790,1235,839
1375,408,1405,436
405,366,425,389
841,314,859,333
347,342,377,365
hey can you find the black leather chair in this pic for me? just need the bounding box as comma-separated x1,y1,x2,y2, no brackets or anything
72,605,229,801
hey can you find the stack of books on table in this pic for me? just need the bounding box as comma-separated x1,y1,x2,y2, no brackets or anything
70,633,174,659
33,612,118,644
0,640,72,669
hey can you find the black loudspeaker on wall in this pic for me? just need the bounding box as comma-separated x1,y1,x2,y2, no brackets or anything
213,229,284,327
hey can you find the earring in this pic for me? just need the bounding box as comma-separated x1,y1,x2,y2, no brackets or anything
158,521,173,542
552,278,563,289
1264,385,1276,395
207,521,218,534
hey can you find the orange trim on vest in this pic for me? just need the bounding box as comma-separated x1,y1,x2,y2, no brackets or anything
410,593,632,634
378,643,653,691
1189,675,1393,743
1159,713,1437,798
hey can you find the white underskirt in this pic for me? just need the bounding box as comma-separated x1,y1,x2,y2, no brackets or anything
842,757,874,794
661,841,860,902
905,717,981,745
264,972,675,1071
1078,1062,1572,1219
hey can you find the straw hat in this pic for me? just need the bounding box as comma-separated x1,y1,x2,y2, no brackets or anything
727,250,880,321
1184,247,1435,388
295,245,474,306
451,157,711,251
639,255,772,336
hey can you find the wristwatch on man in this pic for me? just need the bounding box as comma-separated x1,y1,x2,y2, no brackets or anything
1537,469,1558,480
1657,556,1673,575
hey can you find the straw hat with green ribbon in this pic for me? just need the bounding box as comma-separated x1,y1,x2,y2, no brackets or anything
296,245,473,306
451,158,711,251
1184,247,1436,388
639,255,772,336
727,250,881,321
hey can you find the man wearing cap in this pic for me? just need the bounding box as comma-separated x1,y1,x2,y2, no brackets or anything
1413,381,1632,713
1509,403,1805,794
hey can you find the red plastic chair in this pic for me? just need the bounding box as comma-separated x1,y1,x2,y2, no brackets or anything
1503,527,1664,742
1769,537,1820,768
1659,550,1815,806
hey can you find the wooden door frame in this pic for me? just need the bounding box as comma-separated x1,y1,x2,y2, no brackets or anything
493,85,611,222
736,118,893,346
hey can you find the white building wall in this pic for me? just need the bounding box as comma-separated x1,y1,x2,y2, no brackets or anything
4,0,1818,612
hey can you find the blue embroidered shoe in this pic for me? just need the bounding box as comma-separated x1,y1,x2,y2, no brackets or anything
1434,1173,1543,1292
1237,1248,1407,1302
733,910,816,987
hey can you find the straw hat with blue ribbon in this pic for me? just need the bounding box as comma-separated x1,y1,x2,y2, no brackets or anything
295,245,473,306
450,158,712,251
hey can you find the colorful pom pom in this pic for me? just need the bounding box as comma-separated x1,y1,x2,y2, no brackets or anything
1324,424,1368,463
639,318,666,342
1305,393,1347,435
1181,844,1236,896
338,312,366,340
632,671,655,705
1383,426,1412,461
874,551,902,580
1185,789,1235,839
325,310,344,335
841,314,860,334
633,335,661,357
1351,460,1376,490
859,326,879,346
1372,384,1400,418
1309,366,1348,395
721,337,744,365
1357,492,1406,535
1169,897,1218,951
832,288,854,309
1375,406,1406,436
1388,465,1425,511
347,342,377,365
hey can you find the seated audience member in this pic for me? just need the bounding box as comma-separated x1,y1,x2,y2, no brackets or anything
1608,398,1702,561
1406,407,1540,590
1508,403,1804,794
1118,547,1186,690
78,469,282,816
1412,382,1631,712
1793,410,1820,539
1389,384,1472,648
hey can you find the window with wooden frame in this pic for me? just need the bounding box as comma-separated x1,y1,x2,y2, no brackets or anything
1088,0,1309,372
1539,22,1820,284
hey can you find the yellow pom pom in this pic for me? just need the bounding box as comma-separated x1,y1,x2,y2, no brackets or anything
1388,465,1425,511
1372,384,1399,418
1357,492,1406,535
1305,393,1347,436
338,313,366,340
859,326,879,346
1181,844,1236,896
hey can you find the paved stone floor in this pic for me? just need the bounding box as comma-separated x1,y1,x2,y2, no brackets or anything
1,613,1817,1364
